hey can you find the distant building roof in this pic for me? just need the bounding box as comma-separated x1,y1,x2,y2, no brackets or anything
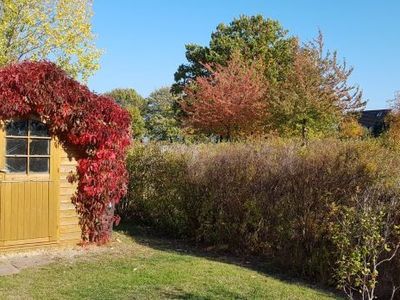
358,109,391,136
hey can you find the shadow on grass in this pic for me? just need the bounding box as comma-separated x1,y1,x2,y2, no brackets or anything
114,222,342,299
161,288,248,300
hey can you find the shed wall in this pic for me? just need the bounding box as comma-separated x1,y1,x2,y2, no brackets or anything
58,144,80,245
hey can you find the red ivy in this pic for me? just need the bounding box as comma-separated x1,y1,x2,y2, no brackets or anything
0,61,131,244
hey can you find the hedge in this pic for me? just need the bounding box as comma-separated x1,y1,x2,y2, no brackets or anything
121,140,400,297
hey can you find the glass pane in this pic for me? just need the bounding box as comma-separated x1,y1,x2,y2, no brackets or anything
6,157,27,173
30,139,49,155
5,120,28,136
30,120,49,137
6,138,28,155
29,158,49,173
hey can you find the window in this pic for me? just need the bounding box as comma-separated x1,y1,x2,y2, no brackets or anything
5,120,50,174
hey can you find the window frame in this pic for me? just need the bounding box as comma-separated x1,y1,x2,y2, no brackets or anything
4,119,51,176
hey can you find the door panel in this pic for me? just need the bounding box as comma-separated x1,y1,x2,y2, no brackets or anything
0,180,57,246
0,126,61,248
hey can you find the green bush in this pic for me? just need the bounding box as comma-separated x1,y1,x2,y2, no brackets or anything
121,139,400,295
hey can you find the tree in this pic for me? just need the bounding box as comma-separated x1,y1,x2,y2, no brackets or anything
174,15,365,140
126,106,145,139
181,53,267,140
173,15,295,93
104,88,145,111
0,0,101,81
267,34,365,140
105,88,146,139
145,87,183,142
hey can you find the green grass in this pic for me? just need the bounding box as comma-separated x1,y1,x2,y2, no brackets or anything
0,228,341,300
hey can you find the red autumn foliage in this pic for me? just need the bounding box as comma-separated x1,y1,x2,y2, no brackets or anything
182,54,267,140
0,61,131,244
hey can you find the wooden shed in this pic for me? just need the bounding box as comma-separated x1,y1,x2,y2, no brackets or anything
0,61,131,250
0,119,81,251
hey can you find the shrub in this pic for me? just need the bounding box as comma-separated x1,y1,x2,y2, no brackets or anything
330,188,400,299
121,139,400,295
122,144,189,236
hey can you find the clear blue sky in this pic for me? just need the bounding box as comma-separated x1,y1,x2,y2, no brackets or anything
89,0,400,109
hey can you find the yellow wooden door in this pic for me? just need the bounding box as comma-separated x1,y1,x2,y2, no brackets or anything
0,120,60,247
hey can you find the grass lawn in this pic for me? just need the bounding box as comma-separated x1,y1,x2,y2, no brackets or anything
0,227,341,300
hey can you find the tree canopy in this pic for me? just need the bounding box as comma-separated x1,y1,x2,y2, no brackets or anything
145,87,183,142
105,88,146,139
268,34,365,138
182,53,267,140
175,15,365,140
173,15,295,93
0,0,101,81
104,88,145,111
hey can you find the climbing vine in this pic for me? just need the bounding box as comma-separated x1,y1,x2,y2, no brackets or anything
0,61,131,244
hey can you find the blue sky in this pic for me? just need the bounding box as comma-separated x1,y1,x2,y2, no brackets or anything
89,0,400,109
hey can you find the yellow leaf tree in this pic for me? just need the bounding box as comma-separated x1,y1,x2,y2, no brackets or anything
0,0,101,81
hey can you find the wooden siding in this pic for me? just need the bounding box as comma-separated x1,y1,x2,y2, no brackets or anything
58,144,80,245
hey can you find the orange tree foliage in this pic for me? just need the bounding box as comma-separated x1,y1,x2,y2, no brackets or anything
0,61,131,244
181,54,267,140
